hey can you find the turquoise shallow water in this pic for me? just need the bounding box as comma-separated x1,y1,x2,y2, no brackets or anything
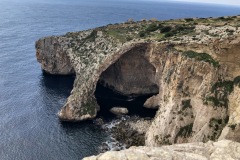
0,0,239,159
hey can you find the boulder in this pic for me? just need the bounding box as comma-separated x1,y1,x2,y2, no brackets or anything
110,107,129,116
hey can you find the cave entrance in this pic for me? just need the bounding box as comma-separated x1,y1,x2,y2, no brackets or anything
94,45,159,118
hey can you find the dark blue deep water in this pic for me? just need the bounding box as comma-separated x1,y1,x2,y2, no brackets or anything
0,0,239,159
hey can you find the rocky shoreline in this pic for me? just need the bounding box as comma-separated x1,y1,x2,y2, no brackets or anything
95,115,151,153
110,116,151,148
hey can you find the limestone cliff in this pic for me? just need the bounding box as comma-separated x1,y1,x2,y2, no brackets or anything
36,16,240,145
83,140,240,160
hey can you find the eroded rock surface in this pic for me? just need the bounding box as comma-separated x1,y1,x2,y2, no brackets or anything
36,36,74,75
99,45,159,95
36,16,240,145
83,140,240,160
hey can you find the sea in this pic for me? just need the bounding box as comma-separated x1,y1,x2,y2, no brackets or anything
0,0,239,159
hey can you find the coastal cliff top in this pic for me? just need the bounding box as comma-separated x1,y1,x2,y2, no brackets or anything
62,15,240,46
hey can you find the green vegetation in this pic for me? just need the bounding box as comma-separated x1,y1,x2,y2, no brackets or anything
234,76,240,87
173,24,195,35
185,18,194,22
106,29,127,43
183,50,220,68
164,32,174,37
182,99,192,110
146,23,160,32
87,30,98,42
81,99,97,115
138,23,163,37
161,26,172,33
228,124,237,130
205,80,234,108
139,30,146,37
217,17,234,21
211,81,234,93
208,118,226,140
176,123,193,139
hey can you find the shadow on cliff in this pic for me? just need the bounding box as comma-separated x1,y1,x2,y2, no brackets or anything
40,72,75,97
94,44,159,119
95,81,158,119
39,73,75,116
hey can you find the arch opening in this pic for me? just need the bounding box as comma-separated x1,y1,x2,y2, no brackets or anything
94,45,159,118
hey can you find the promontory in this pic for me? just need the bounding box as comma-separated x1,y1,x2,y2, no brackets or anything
36,16,240,159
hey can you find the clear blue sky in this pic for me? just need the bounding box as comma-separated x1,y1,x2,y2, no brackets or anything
173,0,240,6
147,0,240,6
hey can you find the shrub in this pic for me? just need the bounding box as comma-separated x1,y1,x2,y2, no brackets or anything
139,31,146,37
146,23,159,32
176,123,193,138
164,32,174,37
205,80,234,108
182,99,192,110
161,26,172,33
183,50,220,68
229,124,237,130
185,18,194,22
234,76,240,87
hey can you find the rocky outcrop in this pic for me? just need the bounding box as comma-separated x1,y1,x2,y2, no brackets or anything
110,116,151,148
36,16,240,145
110,107,129,116
83,140,240,160
36,36,74,75
219,84,240,142
143,95,159,109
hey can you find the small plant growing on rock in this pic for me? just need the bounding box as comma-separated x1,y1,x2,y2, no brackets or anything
160,26,172,33
228,124,237,130
234,76,240,87
146,23,159,32
205,80,234,108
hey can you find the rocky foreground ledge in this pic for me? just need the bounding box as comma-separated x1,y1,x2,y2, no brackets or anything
84,140,240,160
36,16,240,147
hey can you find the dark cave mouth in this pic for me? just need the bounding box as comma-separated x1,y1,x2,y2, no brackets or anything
94,81,158,119
94,44,159,119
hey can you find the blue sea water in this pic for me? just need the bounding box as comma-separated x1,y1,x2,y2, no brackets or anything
0,0,239,159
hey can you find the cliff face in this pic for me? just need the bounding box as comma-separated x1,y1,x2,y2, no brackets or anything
36,16,240,145
83,140,240,160
36,36,74,75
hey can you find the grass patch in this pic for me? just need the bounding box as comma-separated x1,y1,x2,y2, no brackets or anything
106,29,127,43
183,50,220,68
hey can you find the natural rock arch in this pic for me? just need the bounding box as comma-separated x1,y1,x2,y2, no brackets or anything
98,44,159,96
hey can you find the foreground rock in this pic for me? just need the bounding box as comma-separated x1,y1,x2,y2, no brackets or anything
36,16,240,144
110,107,129,116
83,140,240,160
110,116,151,148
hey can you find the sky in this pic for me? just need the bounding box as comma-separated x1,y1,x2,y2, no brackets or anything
173,0,240,6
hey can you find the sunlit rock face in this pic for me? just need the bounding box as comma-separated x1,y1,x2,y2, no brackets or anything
99,45,159,96
83,140,240,160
